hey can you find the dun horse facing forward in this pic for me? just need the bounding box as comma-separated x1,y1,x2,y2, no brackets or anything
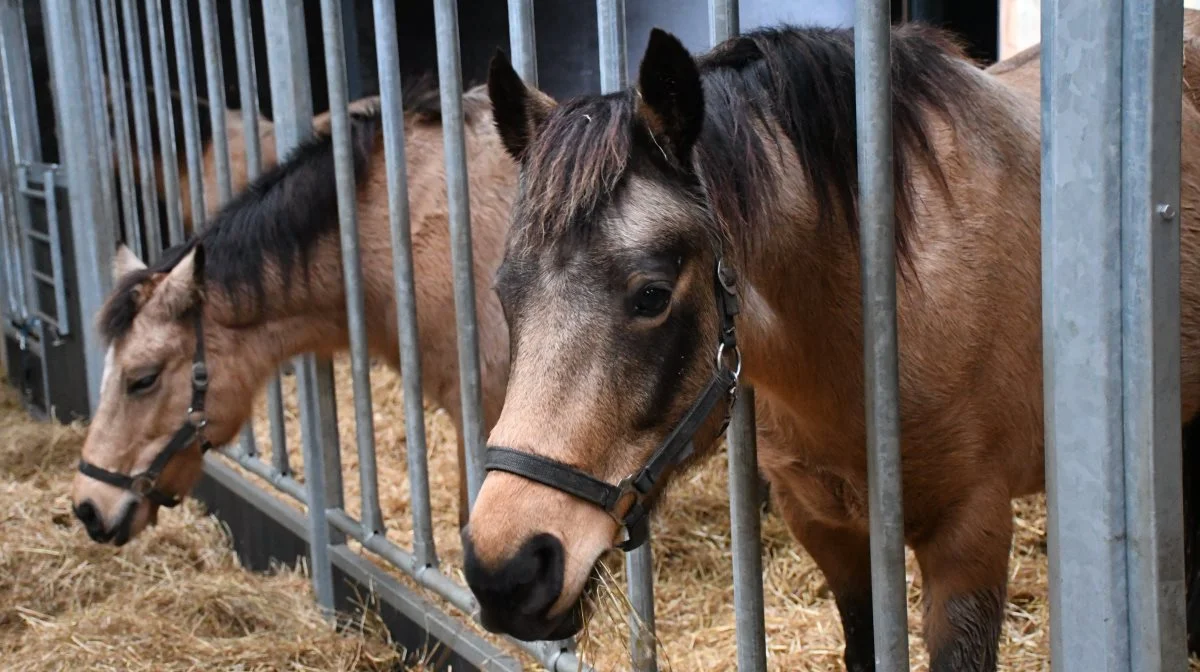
70,82,515,542
461,18,1200,672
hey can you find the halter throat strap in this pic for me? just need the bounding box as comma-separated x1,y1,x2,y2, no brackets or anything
484,257,742,552
77,309,213,508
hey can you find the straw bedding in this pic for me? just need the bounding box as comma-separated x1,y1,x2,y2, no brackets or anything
236,355,1200,672
0,376,408,671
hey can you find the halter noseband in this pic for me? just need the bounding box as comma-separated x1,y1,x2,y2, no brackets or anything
77,308,214,508
484,257,743,552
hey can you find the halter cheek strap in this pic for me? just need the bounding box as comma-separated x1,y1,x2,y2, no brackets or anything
484,257,743,552
77,309,213,508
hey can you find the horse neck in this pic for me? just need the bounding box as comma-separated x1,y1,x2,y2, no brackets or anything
207,232,351,372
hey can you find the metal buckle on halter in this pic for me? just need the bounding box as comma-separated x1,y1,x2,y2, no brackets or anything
192,362,209,389
130,473,156,497
605,473,641,519
186,407,208,429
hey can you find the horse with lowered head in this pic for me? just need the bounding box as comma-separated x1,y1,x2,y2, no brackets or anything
70,82,515,543
460,19,1200,672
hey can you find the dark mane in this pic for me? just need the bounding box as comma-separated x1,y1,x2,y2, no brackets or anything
402,74,491,126
518,22,982,263
99,106,385,343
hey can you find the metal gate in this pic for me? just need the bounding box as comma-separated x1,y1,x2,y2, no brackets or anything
0,0,1190,670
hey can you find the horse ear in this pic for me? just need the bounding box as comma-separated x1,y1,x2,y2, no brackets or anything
153,246,204,319
112,244,148,283
488,49,556,161
635,28,704,165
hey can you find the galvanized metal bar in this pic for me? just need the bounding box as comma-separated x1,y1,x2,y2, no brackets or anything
854,0,909,669
1121,1,1187,670
144,0,184,246
226,446,308,502
78,0,119,249
228,0,286,470
198,0,231,202
372,0,437,567
263,0,343,610
42,0,116,411
40,165,68,337
168,0,205,231
0,14,28,324
13,164,36,321
596,6,655,670
625,541,657,671
708,0,738,46
120,0,163,260
506,0,538,86
727,388,767,670
195,0,257,459
0,0,43,163
98,0,142,259
1042,0,1131,668
708,5,767,671
230,0,262,177
318,0,384,538
432,0,486,508
0,58,19,326
596,0,628,93
264,0,345,531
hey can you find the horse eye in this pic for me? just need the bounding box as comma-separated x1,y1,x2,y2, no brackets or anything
126,371,161,396
632,284,672,317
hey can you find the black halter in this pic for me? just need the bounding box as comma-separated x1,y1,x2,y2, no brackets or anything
484,257,743,552
77,309,214,508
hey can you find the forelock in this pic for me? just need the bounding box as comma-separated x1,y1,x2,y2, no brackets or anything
513,92,637,250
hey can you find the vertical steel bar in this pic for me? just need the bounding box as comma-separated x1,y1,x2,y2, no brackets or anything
144,0,184,246
506,0,538,86
596,6,655,670
596,0,628,95
197,0,258,459
432,0,486,508
78,0,118,247
1042,0,1131,669
728,392,768,672
99,0,142,259
708,0,738,47
263,0,341,609
0,0,43,163
42,0,116,411
229,0,287,470
0,0,32,320
120,0,163,260
372,0,437,567
41,165,68,336
168,0,205,231
854,0,909,669
1121,1,1187,670
318,0,384,538
230,0,262,177
197,0,231,202
0,52,18,327
709,5,767,671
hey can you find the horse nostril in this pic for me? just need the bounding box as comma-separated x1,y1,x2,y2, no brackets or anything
73,500,108,540
464,532,566,626
519,533,565,616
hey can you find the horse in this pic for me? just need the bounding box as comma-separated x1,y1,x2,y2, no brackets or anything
459,16,1200,671
69,81,515,543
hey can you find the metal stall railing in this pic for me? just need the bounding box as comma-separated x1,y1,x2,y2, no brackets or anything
855,0,910,670
17,0,1196,671
1042,1,1187,672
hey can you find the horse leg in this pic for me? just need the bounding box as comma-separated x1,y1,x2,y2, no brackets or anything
771,482,875,671
1184,414,1200,656
912,488,1011,672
